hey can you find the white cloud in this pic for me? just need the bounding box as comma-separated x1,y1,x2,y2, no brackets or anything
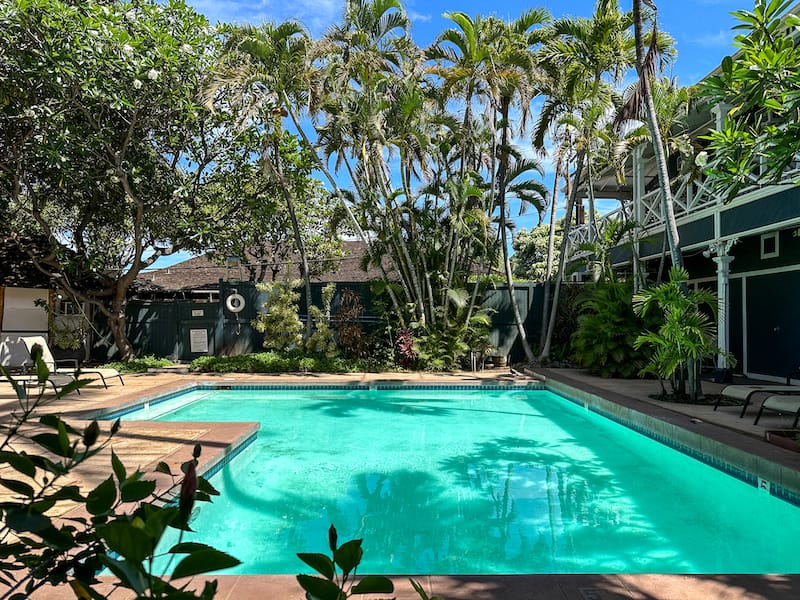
188,0,340,35
408,11,432,23
692,30,734,48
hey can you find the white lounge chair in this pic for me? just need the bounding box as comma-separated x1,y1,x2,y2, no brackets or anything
753,395,800,427
716,384,799,418
21,336,124,388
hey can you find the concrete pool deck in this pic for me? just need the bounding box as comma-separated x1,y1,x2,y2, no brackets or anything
2,368,799,599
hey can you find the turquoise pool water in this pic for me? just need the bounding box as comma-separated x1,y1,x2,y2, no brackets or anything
121,387,800,574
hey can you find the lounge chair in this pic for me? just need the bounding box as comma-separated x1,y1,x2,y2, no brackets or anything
5,372,80,397
21,335,124,388
753,395,800,427
715,384,799,418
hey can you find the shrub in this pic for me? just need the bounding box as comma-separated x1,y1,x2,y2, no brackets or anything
571,282,654,378
304,283,337,356
189,351,391,374
334,289,367,358
102,355,174,373
252,280,303,351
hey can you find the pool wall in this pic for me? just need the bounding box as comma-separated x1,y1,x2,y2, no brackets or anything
545,376,800,507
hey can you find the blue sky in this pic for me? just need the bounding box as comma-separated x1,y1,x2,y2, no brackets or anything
151,0,744,269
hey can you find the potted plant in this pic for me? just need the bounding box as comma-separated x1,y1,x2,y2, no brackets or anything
50,317,89,363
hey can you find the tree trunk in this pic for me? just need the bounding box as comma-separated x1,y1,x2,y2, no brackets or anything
633,0,683,270
541,155,562,343
497,98,535,364
539,149,585,361
108,293,134,361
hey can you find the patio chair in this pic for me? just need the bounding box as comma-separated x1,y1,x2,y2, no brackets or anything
4,372,81,397
21,335,124,388
753,395,800,427
715,384,798,418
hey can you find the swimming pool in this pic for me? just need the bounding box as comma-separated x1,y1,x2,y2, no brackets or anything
114,385,800,574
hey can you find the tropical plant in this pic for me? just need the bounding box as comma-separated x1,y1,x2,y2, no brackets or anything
623,0,684,269
633,266,732,400
334,289,368,358
252,280,304,351
297,525,442,600
0,357,237,599
699,0,800,201
571,281,654,378
306,283,338,356
573,218,639,283
537,0,642,361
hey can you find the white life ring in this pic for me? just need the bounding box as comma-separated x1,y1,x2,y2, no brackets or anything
226,292,246,314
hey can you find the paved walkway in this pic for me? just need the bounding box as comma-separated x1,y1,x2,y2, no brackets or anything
1,368,798,599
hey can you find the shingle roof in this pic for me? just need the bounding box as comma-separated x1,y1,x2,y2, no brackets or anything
139,241,381,291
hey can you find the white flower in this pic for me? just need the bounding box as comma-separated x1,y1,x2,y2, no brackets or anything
695,151,708,168
133,79,143,89
122,44,134,57
181,44,193,55
133,177,142,184
147,69,160,81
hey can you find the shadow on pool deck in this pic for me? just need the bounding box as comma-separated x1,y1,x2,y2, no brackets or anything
3,368,799,600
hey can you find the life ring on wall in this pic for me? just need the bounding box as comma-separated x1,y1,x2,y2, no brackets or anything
226,292,246,314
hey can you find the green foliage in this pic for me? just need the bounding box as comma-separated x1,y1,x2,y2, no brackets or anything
252,280,304,351
0,361,237,598
512,222,562,281
297,524,441,600
570,282,655,378
0,0,259,359
699,0,800,201
189,350,391,374
102,355,175,374
305,283,338,356
633,267,732,400
414,305,492,371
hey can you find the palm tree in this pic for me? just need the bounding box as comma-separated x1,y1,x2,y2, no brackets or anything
536,0,639,361
621,0,684,270
488,10,551,364
207,21,317,339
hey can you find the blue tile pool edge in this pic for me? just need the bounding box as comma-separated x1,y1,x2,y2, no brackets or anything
545,378,800,509
89,382,547,421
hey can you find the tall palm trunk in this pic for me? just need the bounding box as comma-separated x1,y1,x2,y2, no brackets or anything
497,97,535,364
632,0,683,269
539,149,585,361
541,155,563,342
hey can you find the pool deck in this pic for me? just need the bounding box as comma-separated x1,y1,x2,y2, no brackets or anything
2,367,799,599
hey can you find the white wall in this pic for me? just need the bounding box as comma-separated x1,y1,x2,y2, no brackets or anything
2,287,49,335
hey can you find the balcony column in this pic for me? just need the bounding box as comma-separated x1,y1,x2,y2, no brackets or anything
707,239,737,371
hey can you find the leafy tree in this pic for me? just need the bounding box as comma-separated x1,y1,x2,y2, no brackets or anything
700,0,800,201
0,0,251,360
202,132,346,284
512,222,563,281
624,0,684,270
537,0,638,360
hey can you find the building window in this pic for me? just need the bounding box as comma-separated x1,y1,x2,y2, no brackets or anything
761,232,779,259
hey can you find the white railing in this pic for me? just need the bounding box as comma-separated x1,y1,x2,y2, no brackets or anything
566,152,800,257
